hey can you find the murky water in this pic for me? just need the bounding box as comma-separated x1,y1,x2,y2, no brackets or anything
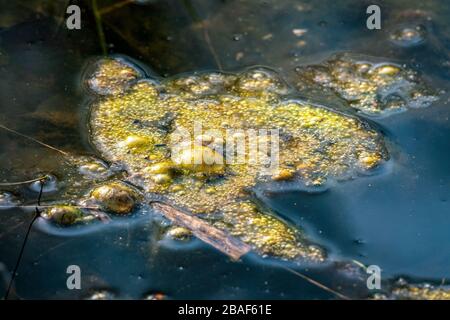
0,0,449,299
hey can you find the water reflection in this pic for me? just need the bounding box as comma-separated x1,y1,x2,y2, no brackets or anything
0,0,449,299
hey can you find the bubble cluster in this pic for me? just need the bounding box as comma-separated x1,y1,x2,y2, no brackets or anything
29,174,58,193
43,205,84,225
89,181,140,215
296,53,438,116
78,160,110,179
84,57,389,261
0,192,19,209
84,290,117,300
165,226,193,241
164,67,289,99
377,279,450,300
85,57,143,95
389,25,427,47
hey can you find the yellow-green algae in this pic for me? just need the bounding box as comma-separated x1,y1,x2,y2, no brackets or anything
86,58,143,95
87,57,389,261
391,285,450,300
90,181,140,215
43,205,84,226
296,53,438,116
376,279,450,300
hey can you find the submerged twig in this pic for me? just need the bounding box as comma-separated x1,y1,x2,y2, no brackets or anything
51,0,72,38
180,0,222,70
98,0,134,15
92,0,108,55
0,123,69,156
201,20,223,71
281,265,351,300
150,201,251,260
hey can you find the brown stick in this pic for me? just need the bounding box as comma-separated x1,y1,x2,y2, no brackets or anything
150,202,251,260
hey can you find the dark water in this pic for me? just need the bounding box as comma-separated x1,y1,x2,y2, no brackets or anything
0,0,449,299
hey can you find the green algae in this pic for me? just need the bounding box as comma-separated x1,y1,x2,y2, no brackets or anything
84,57,390,261
377,279,450,300
296,53,438,116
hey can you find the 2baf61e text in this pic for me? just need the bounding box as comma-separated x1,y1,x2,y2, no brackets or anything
178,304,272,317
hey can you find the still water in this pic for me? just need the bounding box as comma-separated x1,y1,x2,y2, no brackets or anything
0,0,449,299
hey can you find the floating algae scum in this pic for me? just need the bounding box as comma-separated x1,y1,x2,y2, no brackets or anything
86,56,389,262
296,53,438,116
0,51,446,299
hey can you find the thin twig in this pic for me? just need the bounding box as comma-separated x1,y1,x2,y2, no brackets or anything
92,0,108,55
34,239,77,261
281,265,351,300
180,0,222,70
51,0,72,38
0,176,48,186
98,0,134,15
0,205,100,210
0,221,27,240
4,178,44,300
202,20,223,71
0,124,68,156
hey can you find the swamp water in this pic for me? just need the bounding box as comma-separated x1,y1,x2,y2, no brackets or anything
0,0,450,299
